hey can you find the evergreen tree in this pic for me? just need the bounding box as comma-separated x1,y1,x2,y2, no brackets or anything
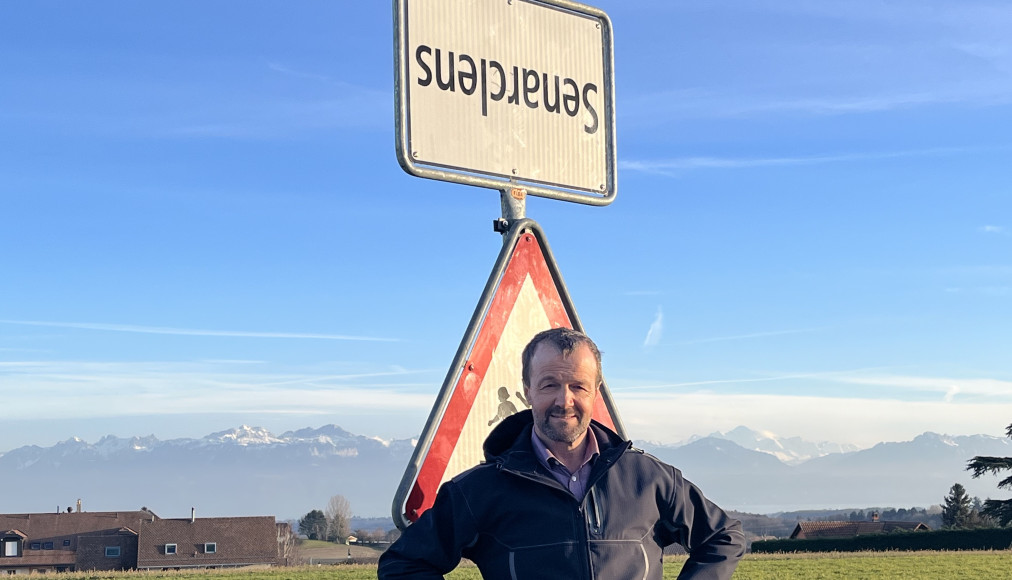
298,509,328,540
942,483,972,528
966,422,1012,527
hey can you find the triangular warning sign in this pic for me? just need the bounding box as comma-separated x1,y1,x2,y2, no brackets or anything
392,220,625,528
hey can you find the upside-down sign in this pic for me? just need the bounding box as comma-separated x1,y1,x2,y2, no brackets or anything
393,0,617,203
392,220,625,528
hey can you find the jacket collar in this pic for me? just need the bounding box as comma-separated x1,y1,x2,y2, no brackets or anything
484,410,629,474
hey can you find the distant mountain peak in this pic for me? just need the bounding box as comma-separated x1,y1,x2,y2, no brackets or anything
281,424,357,443
670,426,861,465
204,425,282,446
94,434,159,456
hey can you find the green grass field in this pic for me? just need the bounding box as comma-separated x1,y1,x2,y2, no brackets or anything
724,551,1012,579
47,550,1012,580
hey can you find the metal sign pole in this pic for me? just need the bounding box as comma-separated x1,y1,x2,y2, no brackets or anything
494,186,527,236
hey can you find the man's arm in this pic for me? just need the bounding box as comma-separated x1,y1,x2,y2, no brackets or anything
378,482,479,579
662,471,746,580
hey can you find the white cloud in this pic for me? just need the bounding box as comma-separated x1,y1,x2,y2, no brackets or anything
643,308,663,347
614,372,828,391
979,225,1007,235
621,83,1012,127
0,360,437,423
0,319,397,342
266,62,333,83
831,373,1012,398
944,384,960,403
614,391,1011,448
167,93,390,138
616,369,1012,400
674,327,826,346
620,147,976,176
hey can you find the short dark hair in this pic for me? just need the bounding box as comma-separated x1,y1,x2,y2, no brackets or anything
521,327,602,388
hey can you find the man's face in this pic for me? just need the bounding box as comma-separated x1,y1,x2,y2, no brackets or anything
524,342,599,447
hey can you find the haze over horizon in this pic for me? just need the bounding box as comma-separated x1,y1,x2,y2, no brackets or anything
0,418,1003,458
2,2,1010,453
3,421,1007,519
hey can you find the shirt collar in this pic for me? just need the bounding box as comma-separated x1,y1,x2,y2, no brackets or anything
530,424,600,470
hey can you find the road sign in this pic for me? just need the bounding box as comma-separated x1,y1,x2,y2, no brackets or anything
392,220,626,528
394,0,617,205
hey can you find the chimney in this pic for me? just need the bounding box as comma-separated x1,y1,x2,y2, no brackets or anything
191,508,195,523
871,511,880,522
76,499,82,513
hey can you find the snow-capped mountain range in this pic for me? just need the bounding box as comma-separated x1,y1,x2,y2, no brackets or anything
660,426,862,465
1,425,1008,519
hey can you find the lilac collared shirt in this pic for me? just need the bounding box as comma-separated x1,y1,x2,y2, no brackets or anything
531,427,600,500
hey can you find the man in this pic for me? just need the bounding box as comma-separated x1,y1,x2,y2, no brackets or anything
379,328,745,579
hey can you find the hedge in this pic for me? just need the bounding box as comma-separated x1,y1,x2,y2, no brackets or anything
751,528,1012,553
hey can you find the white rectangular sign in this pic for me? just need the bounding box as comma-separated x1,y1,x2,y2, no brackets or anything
395,0,616,203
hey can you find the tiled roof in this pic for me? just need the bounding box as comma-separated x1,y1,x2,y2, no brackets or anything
0,512,154,541
0,511,153,568
790,521,929,539
136,516,277,568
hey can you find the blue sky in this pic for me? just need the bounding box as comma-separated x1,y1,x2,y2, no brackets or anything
2,0,1010,453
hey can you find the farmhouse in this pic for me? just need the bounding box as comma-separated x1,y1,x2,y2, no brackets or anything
0,507,280,574
790,520,930,539
136,513,278,570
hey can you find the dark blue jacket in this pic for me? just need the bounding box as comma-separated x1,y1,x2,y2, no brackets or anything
379,410,744,579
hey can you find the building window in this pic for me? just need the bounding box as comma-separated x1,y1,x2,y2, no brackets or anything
3,539,19,557
42,542,54,550
63,540,71,547
165,544,177,555
30,543,41,550
105,546,121,558
204,543,216,554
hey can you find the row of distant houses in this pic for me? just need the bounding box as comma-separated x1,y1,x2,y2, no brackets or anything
3,504,934,574
1,505,290,575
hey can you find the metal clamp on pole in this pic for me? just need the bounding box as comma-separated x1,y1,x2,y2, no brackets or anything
494,186,527,235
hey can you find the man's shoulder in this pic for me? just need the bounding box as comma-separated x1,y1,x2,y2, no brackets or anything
448,460,503,486
617,445,684,478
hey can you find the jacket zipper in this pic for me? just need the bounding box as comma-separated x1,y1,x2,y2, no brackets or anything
581,485,601,578
587,486,602,535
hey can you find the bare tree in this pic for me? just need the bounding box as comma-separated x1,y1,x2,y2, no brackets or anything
325,494,353,543
276,521,299,566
